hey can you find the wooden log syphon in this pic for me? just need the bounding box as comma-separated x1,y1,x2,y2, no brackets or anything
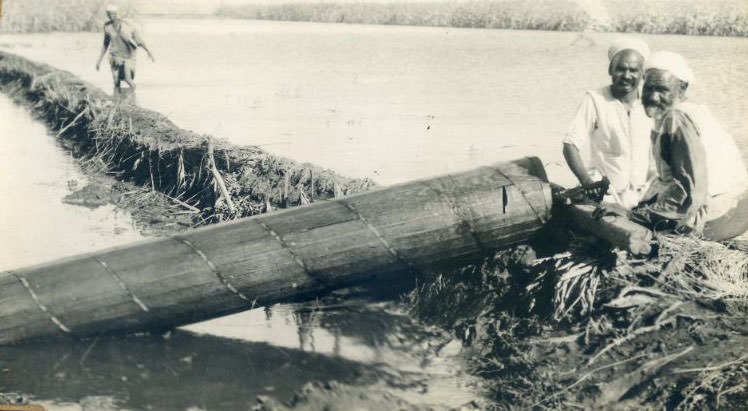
0,158,552,345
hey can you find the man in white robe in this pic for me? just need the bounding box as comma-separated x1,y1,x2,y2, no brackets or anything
563,38,654,208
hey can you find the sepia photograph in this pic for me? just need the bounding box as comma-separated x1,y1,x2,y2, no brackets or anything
1,0,747,409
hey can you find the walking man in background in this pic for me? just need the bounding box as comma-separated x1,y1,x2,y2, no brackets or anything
563,38,654,208
633,51,748,240
95,5,155,100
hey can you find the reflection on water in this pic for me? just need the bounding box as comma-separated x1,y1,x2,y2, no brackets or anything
1,302,475,411
1,330,371,410
0,18,746,186
186,299,446,368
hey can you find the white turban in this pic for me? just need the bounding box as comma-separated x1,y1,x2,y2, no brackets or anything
646,51,695,86
105,4,118,13
608,38,650,62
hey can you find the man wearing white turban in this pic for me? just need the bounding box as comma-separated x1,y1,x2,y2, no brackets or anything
95,4,155,99
563,38,654,208
633,51,748,240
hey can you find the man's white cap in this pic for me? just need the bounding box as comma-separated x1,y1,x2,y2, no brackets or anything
646,51,695,86
105,4,118,13
608,38,650,62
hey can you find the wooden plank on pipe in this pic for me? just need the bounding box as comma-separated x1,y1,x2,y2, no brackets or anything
564,203,653,255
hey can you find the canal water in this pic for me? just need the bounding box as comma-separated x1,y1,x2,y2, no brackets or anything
0,95,144,268
1,18,746,186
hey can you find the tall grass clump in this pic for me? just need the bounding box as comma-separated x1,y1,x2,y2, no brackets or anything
217,0,748,37
0,0,136,33
609,0,748,37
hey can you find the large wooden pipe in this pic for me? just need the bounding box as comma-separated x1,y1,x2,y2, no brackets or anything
0,158,551,345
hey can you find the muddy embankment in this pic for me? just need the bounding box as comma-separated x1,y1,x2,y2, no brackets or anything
0,50,376,234
408,219,748,410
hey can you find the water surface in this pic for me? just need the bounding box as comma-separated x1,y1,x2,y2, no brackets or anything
2,18,746,186
0,95,143,269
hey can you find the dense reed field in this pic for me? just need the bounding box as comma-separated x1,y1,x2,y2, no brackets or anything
217,0,748,37
0,0,136,33
2,0,745,36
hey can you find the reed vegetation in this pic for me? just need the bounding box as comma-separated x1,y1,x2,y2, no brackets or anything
0,0,136,33
408,229,748,408
0,51,375,226
217,0,748,37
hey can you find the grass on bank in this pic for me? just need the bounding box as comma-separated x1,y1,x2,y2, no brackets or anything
216,0,748,37
408,228,748,409
0,51,375,226
0,0,136,33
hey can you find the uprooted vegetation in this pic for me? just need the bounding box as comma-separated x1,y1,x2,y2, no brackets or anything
409,223,748,409
0,51,376,231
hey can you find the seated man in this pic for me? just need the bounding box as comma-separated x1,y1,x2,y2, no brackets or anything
635,51,748,240
563,38,654,208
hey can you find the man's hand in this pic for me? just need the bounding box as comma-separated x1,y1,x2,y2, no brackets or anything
143,48,155,63
95,62,101,71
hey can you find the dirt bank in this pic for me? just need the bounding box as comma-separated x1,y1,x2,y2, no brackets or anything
0,50,376,231
409,218,748,410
